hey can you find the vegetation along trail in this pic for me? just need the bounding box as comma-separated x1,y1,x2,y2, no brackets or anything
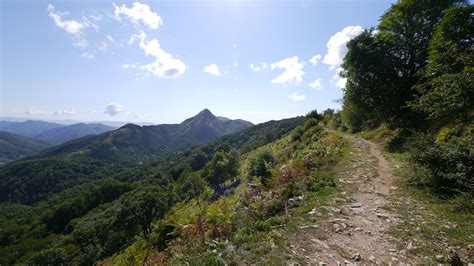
301,132,413,264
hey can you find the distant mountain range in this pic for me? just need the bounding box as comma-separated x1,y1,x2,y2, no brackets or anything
36,109,254,162
34,123,116,145
0,120,64,138
0,131,52,165
0,120,116,164
0,120,116,145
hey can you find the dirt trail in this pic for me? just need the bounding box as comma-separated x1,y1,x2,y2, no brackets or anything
303,133,412,264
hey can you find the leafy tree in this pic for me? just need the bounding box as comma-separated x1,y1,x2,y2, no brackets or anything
203,149,240,190
174,172,208,201
341,30,401,130
116,181,173,238
190,151,209,171
248,151,275,187
341,0,467,130
411,4,474,121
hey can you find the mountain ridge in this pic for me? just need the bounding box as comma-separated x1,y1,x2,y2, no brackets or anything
35,109,253,162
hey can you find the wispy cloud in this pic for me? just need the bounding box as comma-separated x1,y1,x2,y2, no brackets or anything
309,78,323,90
47,4,96,48
289,91,305,102
113,2,163,29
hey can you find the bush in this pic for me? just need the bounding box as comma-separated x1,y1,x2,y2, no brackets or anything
409,134,473,195
266,198,284,216
253,220,271,232
306,172,335,192
303,118,320,131
291,126,305,142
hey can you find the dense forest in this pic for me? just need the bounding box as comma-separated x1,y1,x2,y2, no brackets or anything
0,0,472,264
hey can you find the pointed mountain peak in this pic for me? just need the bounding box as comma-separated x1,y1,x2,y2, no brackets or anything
196,108,215,118
181,108,217,125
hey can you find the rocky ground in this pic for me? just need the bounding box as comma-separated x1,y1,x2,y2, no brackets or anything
286,133,472,265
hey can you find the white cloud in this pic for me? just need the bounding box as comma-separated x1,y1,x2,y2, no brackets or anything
26,108,51,116
48,4,88,35
309,54,322,66
203,64,221,76
309,78,323,90
323,25,363,69
249,62,268,72
138,35,187,78
104,102,124,116
127,31,146,45
271,56,305,86
289,92,306,102
47,4,95,48
25,108,76,116
113,2,163,29
331,67,347,88
53,109,76,116
81,53,94,59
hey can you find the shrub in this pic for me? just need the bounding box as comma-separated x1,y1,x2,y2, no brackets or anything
253,220,271,232
303,118,319,131
291,126,305,141
306,172,335,192
409,134,473,195
266,198,285,217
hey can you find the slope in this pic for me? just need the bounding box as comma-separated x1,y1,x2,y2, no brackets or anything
0,131,52,165
34,123,116,145
35,109,253,162
0,120,63,138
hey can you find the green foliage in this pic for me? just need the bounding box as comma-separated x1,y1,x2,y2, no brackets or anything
0,131,51,163
411,5,474,121
341,0,468,131
409,133,473,194
174,172,209,201
306,172,336,192
44,179,131,232
203,148,240,189
305,109,322,121
0,157,111,204
27,247,68,265
248,150,275,187
116,179,173,238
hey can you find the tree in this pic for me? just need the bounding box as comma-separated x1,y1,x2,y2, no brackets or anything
248,151,275,187
341,30,401,130
116,182,173,238
203,149,240,190
190,151,209,171
410,5,474,121
341,0,468,130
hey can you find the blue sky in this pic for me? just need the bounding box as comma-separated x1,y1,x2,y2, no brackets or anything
1,0,395,124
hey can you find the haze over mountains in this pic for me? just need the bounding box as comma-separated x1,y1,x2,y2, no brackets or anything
0,109,253,164
36,109,254,162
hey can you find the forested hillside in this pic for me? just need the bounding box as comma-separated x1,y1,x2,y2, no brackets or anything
34,123,116,145
34,109,253,162
0,0,472,264
0,131,52,165
0,115,302,264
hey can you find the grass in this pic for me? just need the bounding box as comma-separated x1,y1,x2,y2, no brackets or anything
369,141,474,262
